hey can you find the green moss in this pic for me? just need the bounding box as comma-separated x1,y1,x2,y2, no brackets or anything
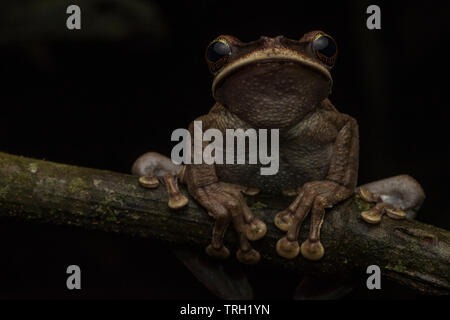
126,184,137,192
386,259,409,274
105,215,118,222
28,162,38,173
354,195,373,211
69,177,87,193
0,185,10,197
250,201,268,210
102,189,124,207
129,213,141,220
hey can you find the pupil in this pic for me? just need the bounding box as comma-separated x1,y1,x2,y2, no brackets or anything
313,36,336,58
207,41,230,62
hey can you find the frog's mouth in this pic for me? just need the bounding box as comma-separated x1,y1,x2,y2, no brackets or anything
212,48,332,98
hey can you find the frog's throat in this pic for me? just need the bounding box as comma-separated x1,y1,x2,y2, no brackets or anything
212,48,333,98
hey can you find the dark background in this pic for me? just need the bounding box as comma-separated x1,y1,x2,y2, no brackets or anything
0,0,448,299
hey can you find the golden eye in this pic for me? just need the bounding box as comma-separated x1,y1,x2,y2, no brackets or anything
312,33,337,67
205,38,231,73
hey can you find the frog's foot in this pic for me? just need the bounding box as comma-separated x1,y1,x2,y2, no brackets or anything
132,152,188,209
358,193,405,224
218,183,266,243
191,182,266,264
357,175,425,224
276,181,353,261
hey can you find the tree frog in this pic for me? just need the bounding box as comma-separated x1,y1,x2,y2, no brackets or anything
132,32,425,264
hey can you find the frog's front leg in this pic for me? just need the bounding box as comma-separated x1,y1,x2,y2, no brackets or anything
276,181,354,260
185,163,267,264
132,152,266,264
275,116,359,260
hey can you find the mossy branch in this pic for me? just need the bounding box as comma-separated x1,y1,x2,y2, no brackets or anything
0,152,449,295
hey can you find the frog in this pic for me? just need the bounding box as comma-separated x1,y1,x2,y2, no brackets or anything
132,31,425,264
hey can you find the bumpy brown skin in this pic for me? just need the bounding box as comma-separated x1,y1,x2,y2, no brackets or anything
133,32,423,264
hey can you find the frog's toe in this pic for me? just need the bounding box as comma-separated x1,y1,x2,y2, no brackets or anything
168,193,189,209
300,239,324,261
243,187,260,196
274,210,294,232
361,202,407,223
138,175,159,189
276,237,300,259
361,203,385,224
385,207,406,219
357,187,377,202
163,174,189,210
246,218,267,241
206,244,230,260
236,248,260,265
282,189,298,197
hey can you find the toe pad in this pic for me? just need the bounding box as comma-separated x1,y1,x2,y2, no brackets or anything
276,237,300,259
236,249,260,264
301,240,324,261
205,244,230,260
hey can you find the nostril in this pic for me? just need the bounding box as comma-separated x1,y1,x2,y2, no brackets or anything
259,35,285,45
259,36,285,45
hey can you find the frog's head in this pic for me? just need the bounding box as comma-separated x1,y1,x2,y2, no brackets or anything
206,32,337,128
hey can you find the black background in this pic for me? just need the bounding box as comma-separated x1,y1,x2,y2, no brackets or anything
0,0,449,299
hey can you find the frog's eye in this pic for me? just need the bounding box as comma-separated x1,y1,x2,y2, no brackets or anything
205,38,231,73
311,33,337,67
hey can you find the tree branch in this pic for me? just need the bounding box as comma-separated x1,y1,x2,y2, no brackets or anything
0,151,448,295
